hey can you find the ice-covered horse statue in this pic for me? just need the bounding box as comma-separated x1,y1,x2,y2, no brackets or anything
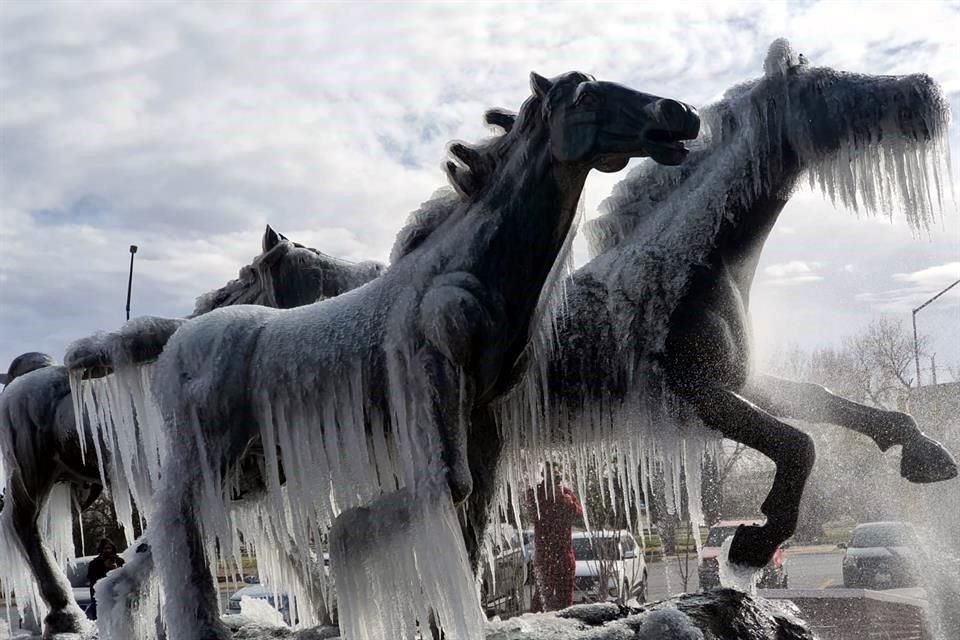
68,225,384,381
468,39,957,576
0,352,98,637
0,228,382,638
84,71,696,640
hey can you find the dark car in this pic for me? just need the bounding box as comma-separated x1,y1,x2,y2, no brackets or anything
698,520,788,589
840,521,921,589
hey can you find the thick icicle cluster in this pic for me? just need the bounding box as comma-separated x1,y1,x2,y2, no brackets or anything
69,357,165,540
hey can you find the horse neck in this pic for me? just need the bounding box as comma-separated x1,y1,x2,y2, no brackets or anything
468,137,587,331
712,136,803,299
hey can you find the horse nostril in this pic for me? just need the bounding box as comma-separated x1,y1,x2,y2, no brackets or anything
658,99,686,123
657,99,700,137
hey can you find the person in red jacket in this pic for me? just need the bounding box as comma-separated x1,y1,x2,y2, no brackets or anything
527,464,583,612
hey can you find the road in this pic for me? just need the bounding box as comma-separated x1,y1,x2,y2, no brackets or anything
644,548,845,601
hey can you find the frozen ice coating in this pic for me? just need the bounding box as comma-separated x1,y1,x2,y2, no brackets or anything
64,228,389,540
93,539,162,640
38,37,954,640
75,72,700,640
0,226,385,639
0,361,96,635
488,37,953,579
717,536,759,596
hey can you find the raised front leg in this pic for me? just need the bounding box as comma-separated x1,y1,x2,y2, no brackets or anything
419,272,500,505
678,385,816,569
4,473,89,636
421,349,475,505
461,407,503,573
744,374,957,483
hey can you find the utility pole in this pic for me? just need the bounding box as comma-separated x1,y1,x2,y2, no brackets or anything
912,278,960,388
126,245,138,321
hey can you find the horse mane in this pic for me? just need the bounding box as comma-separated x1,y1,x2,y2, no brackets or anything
389,92,552,264
586,39,951,257
191,262,264,316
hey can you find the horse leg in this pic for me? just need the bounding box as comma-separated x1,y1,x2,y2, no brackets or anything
420,349,474,505
461,407,503,574
151,468,231,640
5,474,88,635
744,374,957,483
679,385,816,568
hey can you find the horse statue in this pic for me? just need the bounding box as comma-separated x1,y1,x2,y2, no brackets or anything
74,71,696,640
0,352,99,637
463,39,957,576
0,227,383,638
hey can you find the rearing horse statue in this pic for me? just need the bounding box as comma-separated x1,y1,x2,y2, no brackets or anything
464,39,957,576
0,227,384,638
86,72,698,640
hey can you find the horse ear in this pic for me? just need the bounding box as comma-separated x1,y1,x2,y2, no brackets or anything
444,159,476,197
448,142,483,171
484,108,517,133
530,71,552,99
763,38,796,77
263,225,281,252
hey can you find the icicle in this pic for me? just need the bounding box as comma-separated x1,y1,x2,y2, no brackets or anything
718,536,759,595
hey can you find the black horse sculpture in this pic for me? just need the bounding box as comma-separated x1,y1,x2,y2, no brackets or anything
461,39,957,575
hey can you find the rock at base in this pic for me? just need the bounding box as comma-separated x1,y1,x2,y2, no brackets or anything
223,589,815,640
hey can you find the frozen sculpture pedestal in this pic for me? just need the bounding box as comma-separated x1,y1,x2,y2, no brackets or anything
220,590,815,640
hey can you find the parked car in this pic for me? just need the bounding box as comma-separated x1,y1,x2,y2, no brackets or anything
480,526,530,616
225,576,298,625
840,521,921,589
698,520,788,589
571,530,647,604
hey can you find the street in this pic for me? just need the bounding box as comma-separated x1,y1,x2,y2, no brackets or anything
644,547,845,601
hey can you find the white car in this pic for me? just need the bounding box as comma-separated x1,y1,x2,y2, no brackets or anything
572,530,647,604
225,579,297,625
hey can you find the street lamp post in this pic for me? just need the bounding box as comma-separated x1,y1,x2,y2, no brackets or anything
126,245,138,321
911,278,960,387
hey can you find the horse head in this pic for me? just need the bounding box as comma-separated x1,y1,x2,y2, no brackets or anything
3,352,56,386
192,225,385,314
443,72,699,200
724,38,950,225
536,71,701,171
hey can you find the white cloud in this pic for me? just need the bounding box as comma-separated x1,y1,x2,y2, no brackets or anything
857,262,960,313
1,0,959,369
893,262,960,286
762,260,825,285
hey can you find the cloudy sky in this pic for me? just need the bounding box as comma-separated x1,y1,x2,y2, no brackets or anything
1,0,958,382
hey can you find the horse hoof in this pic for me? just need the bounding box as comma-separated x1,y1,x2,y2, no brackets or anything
43,607,90,635
728,524,774,569
901,434,958,483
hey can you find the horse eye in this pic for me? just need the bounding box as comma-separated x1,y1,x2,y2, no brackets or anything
576,92,600,109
